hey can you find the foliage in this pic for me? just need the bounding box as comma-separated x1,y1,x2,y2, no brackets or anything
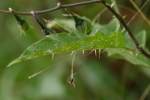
8,17,126,67
0,0,150,100
8,15,150,68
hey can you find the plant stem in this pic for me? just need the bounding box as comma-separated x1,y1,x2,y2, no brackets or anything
0,0,102,15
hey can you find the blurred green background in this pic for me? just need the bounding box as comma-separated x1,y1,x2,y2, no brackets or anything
0,0,150,100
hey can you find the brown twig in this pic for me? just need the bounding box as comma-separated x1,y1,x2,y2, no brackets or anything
129,0,150,26
127,0,150,25
0,0,102,15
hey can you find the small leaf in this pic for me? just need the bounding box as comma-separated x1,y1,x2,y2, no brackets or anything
8,32,125,67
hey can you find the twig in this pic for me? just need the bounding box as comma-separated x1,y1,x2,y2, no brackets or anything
93,2,115,22
129,0,150,26
101,1,150,58
93,8,107,22
0,0,102,15
122,0,149,32
127,0,150,25
31,11,55,35
0,0,150,58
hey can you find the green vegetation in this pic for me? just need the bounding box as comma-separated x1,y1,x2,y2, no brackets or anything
0,0,150,100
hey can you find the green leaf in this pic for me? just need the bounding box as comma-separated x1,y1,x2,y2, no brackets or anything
8,32,125,67
107,30,149,68
106,48,150,68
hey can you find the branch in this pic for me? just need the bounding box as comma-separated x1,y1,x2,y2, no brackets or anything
0,0,102,15
0,0,150,58
101,1,150,58
127,0,150,25
129,0,150,26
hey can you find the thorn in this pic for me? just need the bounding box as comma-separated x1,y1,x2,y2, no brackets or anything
70,51,74,56
98,49,101,59
28,71,41,79
62,14,72,17
48,49,55,60
28,67,48,79
110,2,115,7
94,49,97,56
82,50,85,55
